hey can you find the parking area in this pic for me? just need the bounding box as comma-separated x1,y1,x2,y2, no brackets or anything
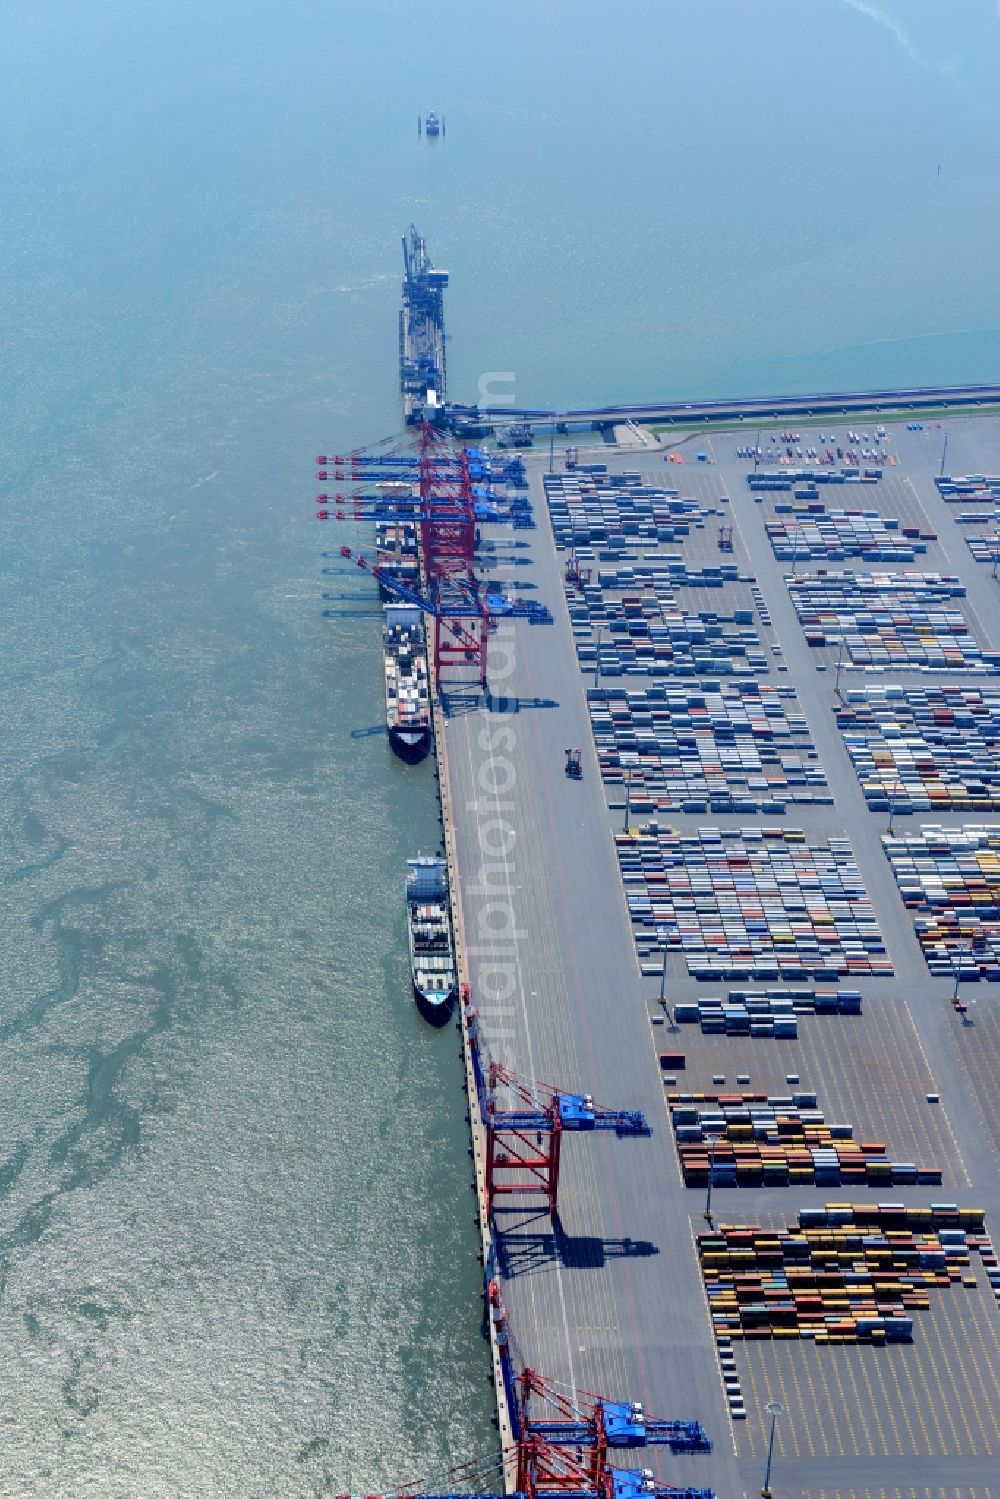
955,1001,1000,1157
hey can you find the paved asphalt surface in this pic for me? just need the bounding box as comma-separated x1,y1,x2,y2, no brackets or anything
437,416,1000,1498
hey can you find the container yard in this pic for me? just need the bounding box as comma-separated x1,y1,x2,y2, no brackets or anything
966,530,1000,564
763,505,932,563
672,985,862,1037
426,409,1000,1499
785,569,995,671
589,682,829,813
659,992,967,1190
697,1202,992,1343
836,685,1000,812
935,473,1000,505
668,1090,942,1189
545,469,717,550
619,825,890,980
883,823,1000,980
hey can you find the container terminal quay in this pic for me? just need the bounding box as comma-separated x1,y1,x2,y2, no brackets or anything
323,232,1000,1499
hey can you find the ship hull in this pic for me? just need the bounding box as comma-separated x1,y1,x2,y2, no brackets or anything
406,855,457,1026
384,603,431,764
413,981,455,1026
389,723,432,762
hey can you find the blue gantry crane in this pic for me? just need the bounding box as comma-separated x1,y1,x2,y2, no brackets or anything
333,546,551,625
316,440,533,527
318,491,525,526
332,1288,715,1499
334,547,551,687
336,547,551,634
317,444,520,480
488,1282,714,1499
335,545,489,680
334,1467,712,1499
491,1287,713,1498
315,424,542,685
515,1367,711,1456
331,1226,715,1499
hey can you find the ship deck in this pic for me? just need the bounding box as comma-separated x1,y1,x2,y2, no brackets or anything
436,414,1000,1497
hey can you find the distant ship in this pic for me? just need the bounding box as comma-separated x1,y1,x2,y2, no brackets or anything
406,856,457,1020
383,603,431,761
418,112,445,138
496,420,534,449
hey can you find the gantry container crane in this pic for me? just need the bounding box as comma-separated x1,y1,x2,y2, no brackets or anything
479,1063,649,1218
316,426,541,683
334,1287,715,1499
336,546,489,683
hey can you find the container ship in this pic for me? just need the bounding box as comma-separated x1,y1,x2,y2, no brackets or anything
400,225,448,424
383,602,431,761
375,516,420,600
405,855,457,1020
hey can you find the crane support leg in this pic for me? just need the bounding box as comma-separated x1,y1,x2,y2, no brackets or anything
485,1116,563,1218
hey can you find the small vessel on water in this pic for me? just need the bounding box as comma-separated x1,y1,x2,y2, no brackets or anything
406,856,457,1020
383,603,431,761
418,112,445,138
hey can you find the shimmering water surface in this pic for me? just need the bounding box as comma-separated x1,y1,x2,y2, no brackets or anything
2,2,999,1493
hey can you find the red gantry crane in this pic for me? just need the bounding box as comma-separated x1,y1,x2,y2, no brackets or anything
337,546,489,681
333,1287,714,1499
317,426,545,688
479,1063,649,1219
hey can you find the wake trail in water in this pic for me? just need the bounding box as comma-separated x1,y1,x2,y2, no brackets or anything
838,0,959,80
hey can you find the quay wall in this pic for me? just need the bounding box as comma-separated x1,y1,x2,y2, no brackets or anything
432,694,516,1490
